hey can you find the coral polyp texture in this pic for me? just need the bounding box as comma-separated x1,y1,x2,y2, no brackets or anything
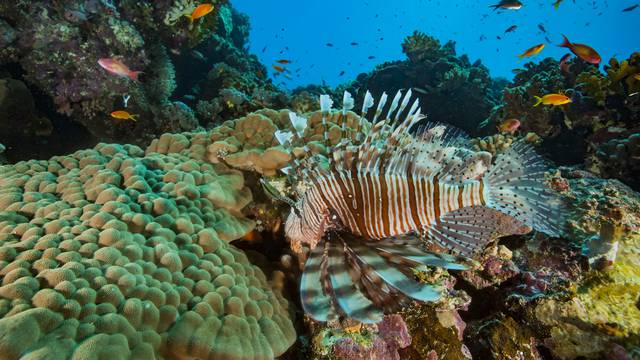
0,142,295,359
206,108,361,175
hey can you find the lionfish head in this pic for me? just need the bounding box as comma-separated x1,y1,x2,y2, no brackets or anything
284,208,325,253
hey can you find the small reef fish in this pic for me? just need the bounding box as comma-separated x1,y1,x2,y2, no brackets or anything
504,25,518,33
558,35,601,65
553,0,564,9
185,3,214,23
272,90,564,323
98,58,143,81
538,23,547,33
368,55,376,59
272,65,286,73
489,0,523,11
498,119,521,135
498,118,521,134
110,110,138,121
559,53,572,73
518,44,545,59
634,74,640,81
276,59,291,64
533,93,572,106
326,43,334,47
622,4,639,12
350,42,359,46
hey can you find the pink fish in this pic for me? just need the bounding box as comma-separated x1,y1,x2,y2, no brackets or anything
498,118,521,134
98,58,142,81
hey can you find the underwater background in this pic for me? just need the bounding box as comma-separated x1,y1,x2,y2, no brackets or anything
235,0,638,88
0,0,639,359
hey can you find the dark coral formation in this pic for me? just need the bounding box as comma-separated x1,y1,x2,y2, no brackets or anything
0,0,286,160
595,132,640,190
334,31,499,135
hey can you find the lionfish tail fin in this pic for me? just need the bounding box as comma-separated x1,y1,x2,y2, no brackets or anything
301,231,465,323
484,141,566,237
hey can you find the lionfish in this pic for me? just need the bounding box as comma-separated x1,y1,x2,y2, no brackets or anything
264,90,564,324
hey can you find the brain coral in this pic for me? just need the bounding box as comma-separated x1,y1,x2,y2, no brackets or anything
0,142,295,359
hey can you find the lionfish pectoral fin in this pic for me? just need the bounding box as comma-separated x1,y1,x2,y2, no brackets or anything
300,242,335,322
349,242,440,302
373,237,467,270
326,238,383,323
483,140,566,237
425,206,527,257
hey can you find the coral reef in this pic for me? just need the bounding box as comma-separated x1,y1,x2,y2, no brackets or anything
595,132,640,190
0,77,52,138
335,31,498,135
206,108,361,176
486,52,640,182
0,0,287,160
310,314,412,360
533,173,640,359
0,141,296,359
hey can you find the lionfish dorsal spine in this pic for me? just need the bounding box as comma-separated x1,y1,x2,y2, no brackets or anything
385,89,403,121
394,89,413,122
372,91,388,123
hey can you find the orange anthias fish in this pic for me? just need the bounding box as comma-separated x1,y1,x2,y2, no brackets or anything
111,110,138,121
558,35,601,65
272,65,286,73
533,93,572,106
98,58,143,81
518,44,545,59
276,59,291,64
186,3,214,23
498,118,521,134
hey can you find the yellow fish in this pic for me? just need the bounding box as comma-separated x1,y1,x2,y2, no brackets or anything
634,74,640,81
518,44,545,59
533,93,572,106
186,4,214,24
111,110,138,121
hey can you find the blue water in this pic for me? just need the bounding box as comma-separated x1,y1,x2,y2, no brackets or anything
234,0,638,89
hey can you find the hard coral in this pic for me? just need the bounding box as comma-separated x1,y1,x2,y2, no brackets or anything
595,132,640,190
0,141,296,359
401,30,454,63
341,31,498,135
206,108,362,176
533,174,640,359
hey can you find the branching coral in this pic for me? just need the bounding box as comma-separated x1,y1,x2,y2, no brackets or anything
401,30,454,63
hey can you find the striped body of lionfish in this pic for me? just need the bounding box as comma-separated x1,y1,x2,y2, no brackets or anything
263,90,564,324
